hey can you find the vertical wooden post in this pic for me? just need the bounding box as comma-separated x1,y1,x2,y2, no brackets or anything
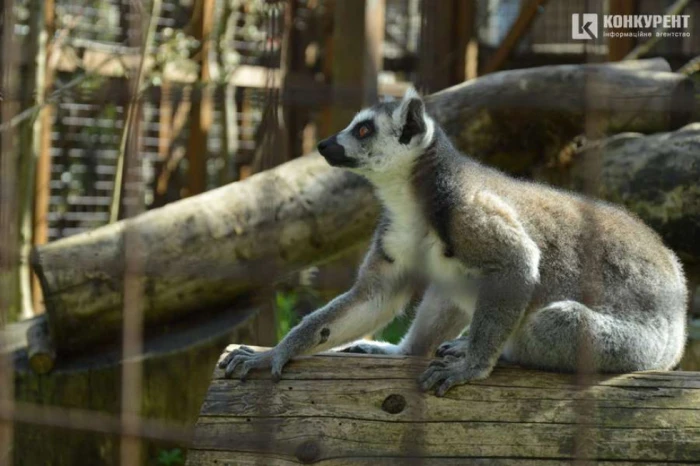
419,0,475,92
185,0,214,196
158,80,172,168
0,0,18,461
453,0,476,83
120,0,145,463
281,0,304,160
16,0,48,319
32,0,55,315
363,0,385,104
461,0,479,80
327,0,385,134
238,88,253,180
217,0,239,184
419,0,451,92
608,0,636,61
317,0,335,139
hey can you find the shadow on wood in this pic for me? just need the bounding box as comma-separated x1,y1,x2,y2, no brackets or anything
187,345,700,465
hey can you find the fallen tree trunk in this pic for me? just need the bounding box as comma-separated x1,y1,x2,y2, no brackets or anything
186,346,700,465
33,157,378,352
430,57,696,177
33,59,696,353
570,123,700,264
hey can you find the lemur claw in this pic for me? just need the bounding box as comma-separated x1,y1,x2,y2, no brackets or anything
419,356,490,396
219,347,277,380
436,338,468,358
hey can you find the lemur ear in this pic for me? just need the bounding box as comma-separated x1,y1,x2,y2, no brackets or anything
397,86,426,145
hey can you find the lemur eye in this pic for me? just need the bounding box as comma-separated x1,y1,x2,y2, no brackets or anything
358,125,371,138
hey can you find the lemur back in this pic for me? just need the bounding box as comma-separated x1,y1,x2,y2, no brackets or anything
220,87,687,396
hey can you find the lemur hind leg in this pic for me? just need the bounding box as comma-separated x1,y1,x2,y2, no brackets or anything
341,285,474,357
504,300,682,372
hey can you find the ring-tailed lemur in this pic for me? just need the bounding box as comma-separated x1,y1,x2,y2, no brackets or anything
220,87,688,396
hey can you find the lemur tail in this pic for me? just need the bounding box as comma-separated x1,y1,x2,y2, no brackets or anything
504,300,686,373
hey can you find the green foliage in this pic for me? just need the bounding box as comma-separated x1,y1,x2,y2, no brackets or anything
274,290,300,343
156,448,184,466
378,314,411,344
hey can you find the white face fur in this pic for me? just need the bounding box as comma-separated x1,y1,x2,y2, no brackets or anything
317,87,435,176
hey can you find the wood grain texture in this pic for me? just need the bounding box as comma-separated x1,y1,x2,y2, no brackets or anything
187,346,700,465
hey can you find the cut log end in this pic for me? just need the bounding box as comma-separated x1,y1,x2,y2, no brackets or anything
26,317,56,374
669,78,697,130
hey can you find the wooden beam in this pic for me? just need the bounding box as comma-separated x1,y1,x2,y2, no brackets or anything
481,0,548,75
237,88,253,180
328,0,385,134
363,0,385,104
419,0,477,91
466,38,479,80
32,0,55,315
0,1,19,461
608,0,636,61
455,0,477,81
316,0,335,139
623,0,692,61
51,45,411,98
185,0,215,196
281,0,304,161
157,80,172,166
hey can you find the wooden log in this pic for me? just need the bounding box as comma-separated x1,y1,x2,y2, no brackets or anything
570,123,700,264
32,154,378,353
32,59,696,353
186,346,700,465
8,308,255,466
430,58,696,178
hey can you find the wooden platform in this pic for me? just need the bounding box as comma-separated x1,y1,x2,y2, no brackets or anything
187,345,700,465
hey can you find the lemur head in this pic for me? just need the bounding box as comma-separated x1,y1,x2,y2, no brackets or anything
317,87,434,175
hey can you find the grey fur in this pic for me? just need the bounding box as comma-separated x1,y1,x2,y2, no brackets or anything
220,87,688,396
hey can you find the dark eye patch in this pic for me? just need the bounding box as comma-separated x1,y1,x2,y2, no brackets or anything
352,120,375,140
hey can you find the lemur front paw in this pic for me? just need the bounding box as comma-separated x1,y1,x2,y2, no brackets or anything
435,337,468,358
419,356,491,396
218,346,290,381
340,341,400,355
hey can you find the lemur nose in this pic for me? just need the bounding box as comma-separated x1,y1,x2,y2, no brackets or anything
317,136,335,153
